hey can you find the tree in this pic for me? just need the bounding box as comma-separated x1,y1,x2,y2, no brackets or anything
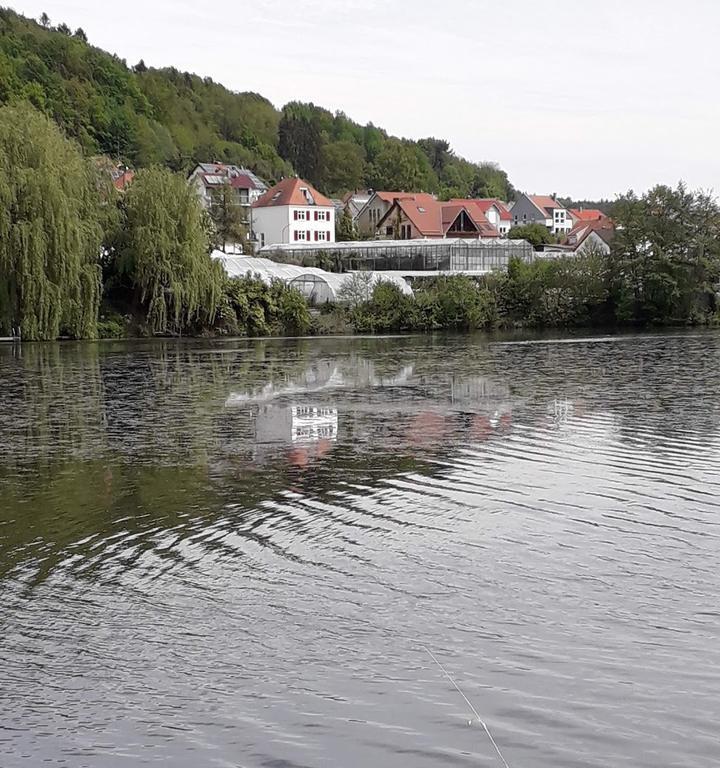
74,28,87,42
609,183,720,323
336,208,358,242
418,138,451,173
507,223,555,248
338,271,376,307
0,104,103,340
320,140,365,194
56,22,71,35
134,59,148,73
277,102,324,185
209,183,248,253
39,12,50,27
369,139,436,192
470,163,514,200
114,167,223,333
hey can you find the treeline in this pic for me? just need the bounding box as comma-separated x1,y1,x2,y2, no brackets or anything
0,7,512,199
0,104,311,340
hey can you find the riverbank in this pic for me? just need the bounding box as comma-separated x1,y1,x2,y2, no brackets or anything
88,256,719,342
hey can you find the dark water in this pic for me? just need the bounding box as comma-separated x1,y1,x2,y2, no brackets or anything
1,332,720,768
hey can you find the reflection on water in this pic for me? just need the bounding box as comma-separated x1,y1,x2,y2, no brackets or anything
1,333,720,767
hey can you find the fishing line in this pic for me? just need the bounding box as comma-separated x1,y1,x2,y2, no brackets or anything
420,645,512,768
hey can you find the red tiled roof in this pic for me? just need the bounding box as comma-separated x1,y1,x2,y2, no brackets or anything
253,177,333,208
563,219,615,248
449,198,511,224
394,195,444,237
569,208,607,222
381,195,499,238
443,202,498,237
374,191,409,203
530,195,563,216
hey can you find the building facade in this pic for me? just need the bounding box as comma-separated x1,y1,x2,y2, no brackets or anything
189,163,268,224
354,191,409,237
251,177,335,247
510,194,573,235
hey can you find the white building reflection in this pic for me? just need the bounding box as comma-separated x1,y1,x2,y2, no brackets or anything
255,405,338,445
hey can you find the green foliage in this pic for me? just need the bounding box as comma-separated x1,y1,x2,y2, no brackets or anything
348,276,498,333
209,183,248,253
321,140,365,194
495,255,610,327
113,167,223,334
470,162,515,200
336,208,358,241
608,184,720,324
369,139,437,192
0,102,102,340
508,223,555,247
0,8,514,198
278,101,324,185
345,260,613,334
96,311,129,339
217,276,311,336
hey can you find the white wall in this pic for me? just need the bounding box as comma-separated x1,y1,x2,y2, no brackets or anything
551,207,573,234
252,205,335,246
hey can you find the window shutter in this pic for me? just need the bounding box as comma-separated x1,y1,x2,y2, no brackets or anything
294,231,298,241
314,231,318,241
327,231,331,241
306,230,310,241
294,210,298,221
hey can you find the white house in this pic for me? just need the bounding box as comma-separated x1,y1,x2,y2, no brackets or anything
251,177,335,248
188,163,268,223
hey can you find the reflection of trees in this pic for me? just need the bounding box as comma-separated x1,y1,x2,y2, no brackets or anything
3,332,720,589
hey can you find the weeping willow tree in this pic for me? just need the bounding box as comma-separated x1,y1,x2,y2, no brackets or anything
0,103,103,340
117,167,223,334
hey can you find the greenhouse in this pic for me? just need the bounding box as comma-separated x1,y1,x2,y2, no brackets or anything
289,272,412,304
213,254,413,304
258,237,533,274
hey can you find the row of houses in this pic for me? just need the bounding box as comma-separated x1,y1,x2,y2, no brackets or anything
107,158,614,257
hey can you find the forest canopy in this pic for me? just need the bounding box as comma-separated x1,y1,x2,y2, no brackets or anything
0,6,513,199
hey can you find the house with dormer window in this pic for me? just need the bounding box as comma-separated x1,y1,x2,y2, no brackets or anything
250,178,335,248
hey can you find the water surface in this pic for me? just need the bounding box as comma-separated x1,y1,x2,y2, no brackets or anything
1,332,719,767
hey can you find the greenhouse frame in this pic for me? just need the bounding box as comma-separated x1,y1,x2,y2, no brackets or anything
258,237,533,274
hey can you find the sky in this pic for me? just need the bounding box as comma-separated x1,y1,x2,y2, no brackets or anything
8,0,720,199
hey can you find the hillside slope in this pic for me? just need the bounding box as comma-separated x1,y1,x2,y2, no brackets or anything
0,7,513,199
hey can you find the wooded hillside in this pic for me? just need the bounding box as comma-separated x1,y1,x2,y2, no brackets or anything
0,6,513,199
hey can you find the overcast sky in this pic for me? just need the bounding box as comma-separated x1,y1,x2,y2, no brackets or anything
9,0,719,199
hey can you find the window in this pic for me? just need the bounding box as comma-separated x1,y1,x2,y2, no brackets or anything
386,226,393,236
314,231,329,242
294,230,308,241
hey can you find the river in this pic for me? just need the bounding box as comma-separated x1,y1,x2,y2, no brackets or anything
1,332,719,767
